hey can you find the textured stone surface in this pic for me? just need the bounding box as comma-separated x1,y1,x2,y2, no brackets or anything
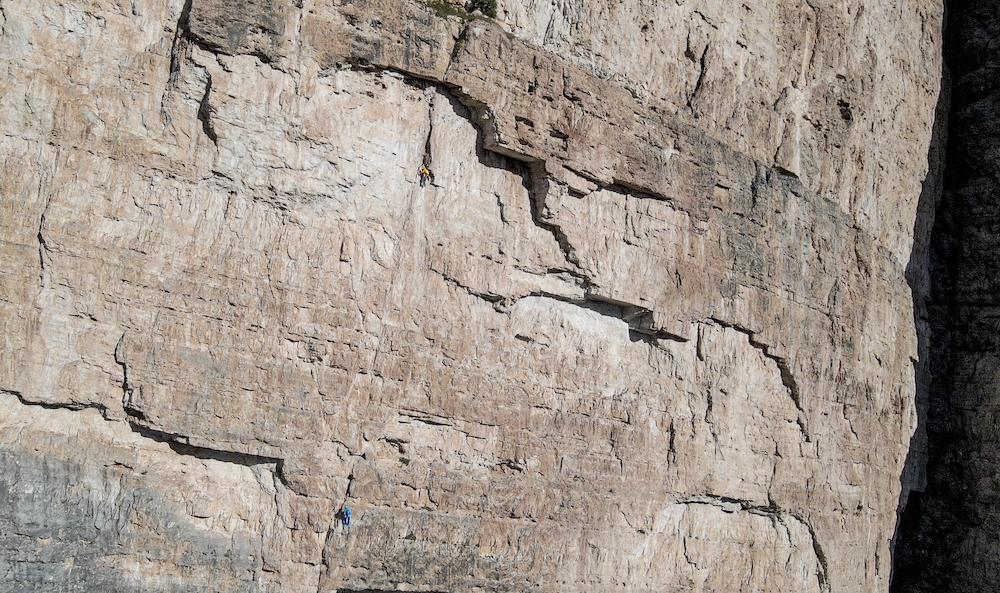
0,391,289,592
493,0,941,264
0,0,942,591
892,1,1000,590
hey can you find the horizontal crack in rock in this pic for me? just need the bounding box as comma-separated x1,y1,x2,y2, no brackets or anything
5,388,110,417
4,387,284,471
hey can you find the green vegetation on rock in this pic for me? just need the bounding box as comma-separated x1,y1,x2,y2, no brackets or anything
467,0,497,18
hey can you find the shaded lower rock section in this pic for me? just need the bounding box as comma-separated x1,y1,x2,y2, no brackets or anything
891,0,1000,590
0,392,298,593
892,305,1000,591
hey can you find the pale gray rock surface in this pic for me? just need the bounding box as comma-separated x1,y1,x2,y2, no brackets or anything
0,0,942,591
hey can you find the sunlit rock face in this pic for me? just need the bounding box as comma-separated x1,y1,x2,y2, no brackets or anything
0,0,942,591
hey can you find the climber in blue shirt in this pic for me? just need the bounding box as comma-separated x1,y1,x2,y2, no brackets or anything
342,507,351,527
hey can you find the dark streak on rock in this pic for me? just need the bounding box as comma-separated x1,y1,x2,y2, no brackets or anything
169,0,194,80
197,70,219,144
4,388,110,417
687,44,709,112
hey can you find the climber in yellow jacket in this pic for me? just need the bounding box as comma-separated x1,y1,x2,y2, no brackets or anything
419,165,434,187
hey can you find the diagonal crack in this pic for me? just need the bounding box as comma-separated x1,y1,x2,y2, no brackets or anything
524,162,585,271
112,333,288,475
161,0,193,125
795,513,831,593
127,416,284,470
169,0,194,79
113,333,133,409
36,222,49,286
429,265,505,304
708,317,810,440
5,384,284,471
676,492,829,591
686,43,709,111
422,89,692,345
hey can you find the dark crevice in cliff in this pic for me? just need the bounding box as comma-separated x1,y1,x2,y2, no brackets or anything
422,84,694,347
169,0,193,78
467,106,591,282
686,42,709,112
679,493,776,514
525,172,584,270
585,294,689,343
520,161,692,344
432,260,688,344
516,287,690,344
36,228,48,286
892,0,1000,589
111,333,288,478
126,416,284,470
800,517,831,592
421,97,434,174
424,90,585,295
163,0,215,131
441,69,595,286
35,164,54,287
428,266,506,304
4,388,111,417
163,0,282,131
197,71,218,144
113,333,133,407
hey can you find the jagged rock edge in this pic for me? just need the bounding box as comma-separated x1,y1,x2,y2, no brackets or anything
5,387,285,475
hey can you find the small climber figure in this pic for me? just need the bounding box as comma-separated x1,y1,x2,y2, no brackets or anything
418,165,434,187
342,507,352,527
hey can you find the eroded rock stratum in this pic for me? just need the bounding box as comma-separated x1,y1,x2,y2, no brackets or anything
0,0,942,591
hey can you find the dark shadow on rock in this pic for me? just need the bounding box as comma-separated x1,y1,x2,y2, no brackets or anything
890,45,951,593
892,0,1000,588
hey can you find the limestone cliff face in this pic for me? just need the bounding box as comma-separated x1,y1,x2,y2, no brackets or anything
0,1,941,592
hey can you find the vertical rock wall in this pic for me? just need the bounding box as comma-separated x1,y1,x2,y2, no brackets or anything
892,1,1000,590
0,0,942,591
